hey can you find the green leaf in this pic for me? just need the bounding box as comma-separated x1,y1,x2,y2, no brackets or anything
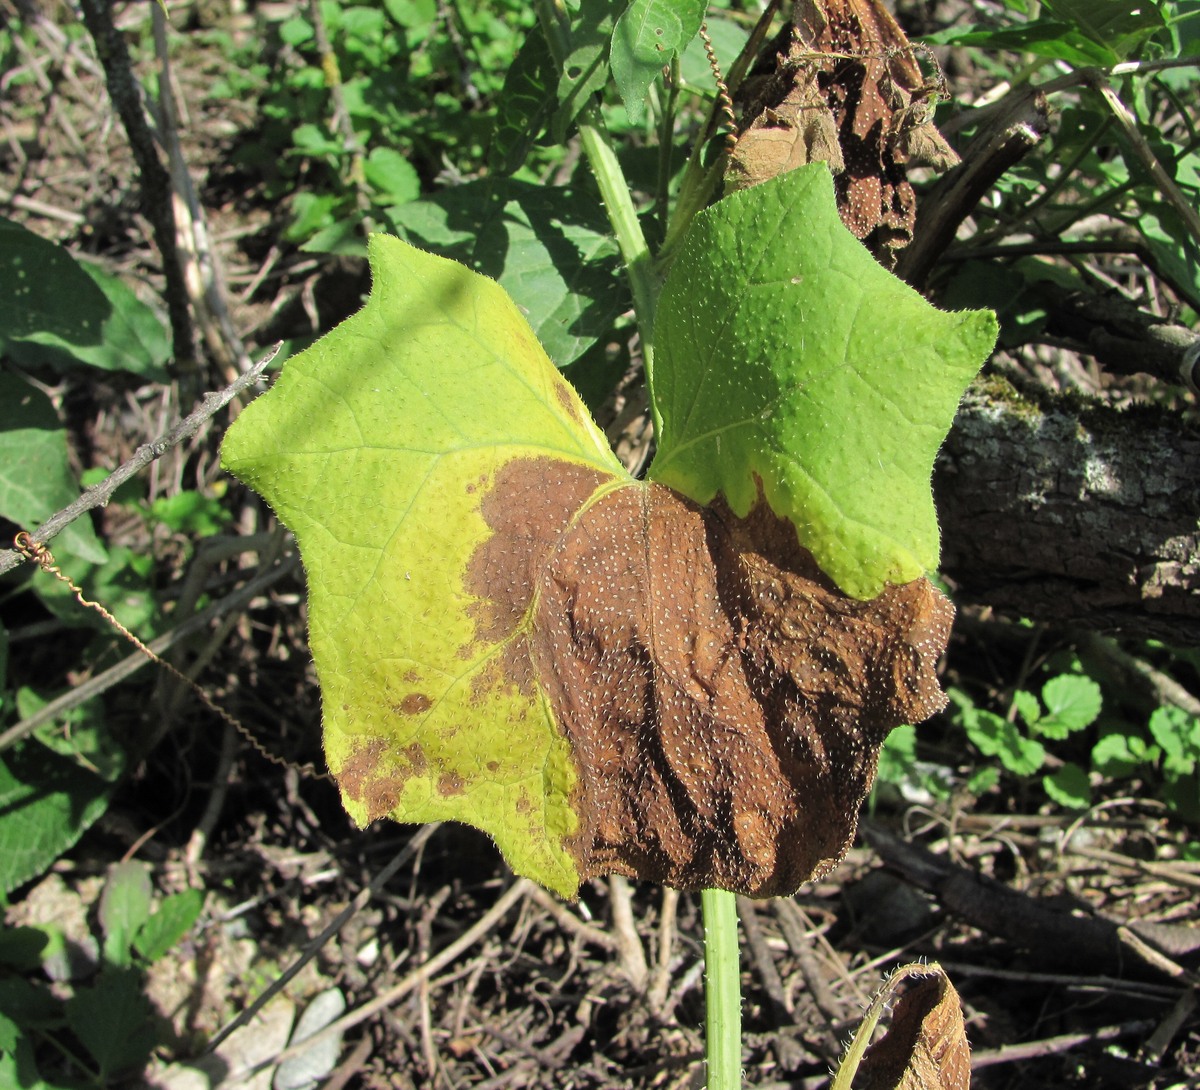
876,724,917,785
1044,762,1091,809
610,0,706,124
99,862,153,968
1091,728,1152,777
0,926,48,972
1032,674,1101,738
963,708,1046,776
18,687,125,782
224,236,626,897
64,967,155,1080
0,747,112,897
1012,689,1041,728
134,888,204,962
1042,0,1169,58
0,218,168,379
922,22,1120,66
386,179,626,367
649,166,997,599
363,147,421,205
1149,705,1200,774
489,29,557,175
552,0,624,141
1163,771,1200,822
967,767,1000,795
0,374,106,565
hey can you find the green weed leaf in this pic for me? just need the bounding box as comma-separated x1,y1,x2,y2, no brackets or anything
0,749,112,897
553,0,624,141
1012,689,1041,727
0,218,168,379
650,166,996,599
99,861,153,968
386,179,625,367
489,30,556,174
962,706,1046,776
134,889,204,963
610,0,706,124
1043,762,1091,809
0,375,106,565
1149,706,1200,775
1092,728,1155,777
1032,675,1102,739
1042,0,1169,59
65,967,155,1080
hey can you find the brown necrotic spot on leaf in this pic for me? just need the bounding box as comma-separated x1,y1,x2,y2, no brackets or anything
400,693,433,715
469,459,953,896
437,771,466,796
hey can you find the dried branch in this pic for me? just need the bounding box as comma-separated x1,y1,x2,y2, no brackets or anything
0,347,278,578
77,0,195,367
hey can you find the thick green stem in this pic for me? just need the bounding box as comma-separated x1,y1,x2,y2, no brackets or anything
702,888,742,1089
533,0,661,436
576,115,658,355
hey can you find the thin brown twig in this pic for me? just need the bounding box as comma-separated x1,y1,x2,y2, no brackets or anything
206,825,442,1052
0,547,297,754
0,346,278,578
235,878,534,1077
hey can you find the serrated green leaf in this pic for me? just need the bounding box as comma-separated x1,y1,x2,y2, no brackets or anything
223,236,626,897
134,888,204,962
0,748,111,897
65,967,155,1080
649,166,997,599
0,375,106,565
552,0,624,141
1149,705,1200,774
610,0,706,124
489,29,556,175
1091,729,1148,777
386,179,625,367
1012,689,1041,727
1033,674,1102,738
99,862,153,968
1044,762,1091,809
964,709,1045,775
967,766,1000,795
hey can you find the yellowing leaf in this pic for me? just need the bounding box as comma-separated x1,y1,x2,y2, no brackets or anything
223,236,625,896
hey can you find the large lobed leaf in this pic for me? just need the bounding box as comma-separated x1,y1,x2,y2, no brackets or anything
224,173,990,896
650,166,997,600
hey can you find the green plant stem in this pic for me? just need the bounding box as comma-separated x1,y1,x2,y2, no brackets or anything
533,0,661,436
576,113,658,354
701,888,742,1090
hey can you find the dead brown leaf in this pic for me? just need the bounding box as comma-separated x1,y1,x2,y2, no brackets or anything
729,0,959,264
468,459,953,896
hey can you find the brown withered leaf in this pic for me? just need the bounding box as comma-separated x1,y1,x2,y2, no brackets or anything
729,0,959,264
468,459,953,897
854,965,971,1090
